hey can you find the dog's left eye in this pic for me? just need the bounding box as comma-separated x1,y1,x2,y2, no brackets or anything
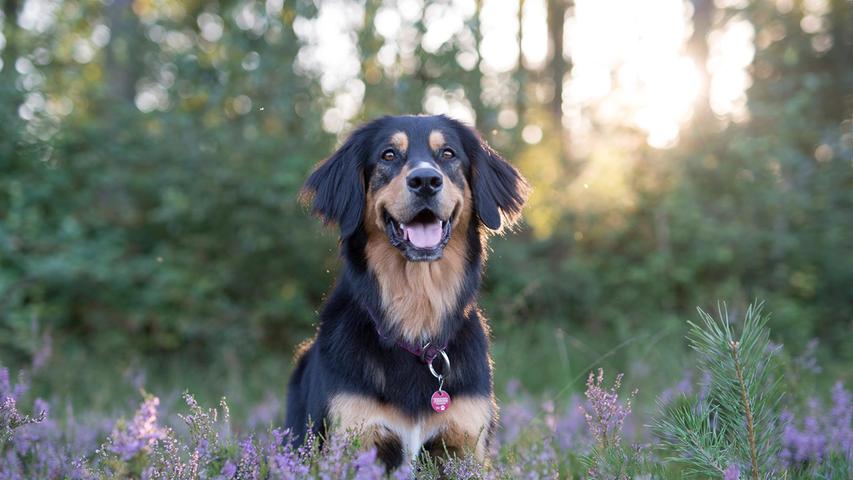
441,148,455,160
381,149,396,162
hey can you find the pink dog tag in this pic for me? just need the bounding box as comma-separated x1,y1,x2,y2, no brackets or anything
431,390,452,412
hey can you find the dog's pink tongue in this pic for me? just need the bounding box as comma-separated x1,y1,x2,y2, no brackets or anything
404,221,443,249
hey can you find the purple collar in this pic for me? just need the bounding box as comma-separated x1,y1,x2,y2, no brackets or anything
363,302,447,364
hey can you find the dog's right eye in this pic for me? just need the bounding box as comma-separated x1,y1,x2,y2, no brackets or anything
381,149,396,162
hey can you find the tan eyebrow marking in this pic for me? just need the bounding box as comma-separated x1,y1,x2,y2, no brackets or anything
429,130,446,151
390,131,408,153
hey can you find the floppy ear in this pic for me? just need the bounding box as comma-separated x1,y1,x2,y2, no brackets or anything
299,129,370,238
463,129,529,231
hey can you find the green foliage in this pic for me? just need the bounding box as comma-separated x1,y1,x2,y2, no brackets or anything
0,0,850,403
655,397,733,477
654,302,784,479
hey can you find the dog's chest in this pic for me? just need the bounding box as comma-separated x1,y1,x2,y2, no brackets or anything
386,416,437,462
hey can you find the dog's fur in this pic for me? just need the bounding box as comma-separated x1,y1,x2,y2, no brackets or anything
286,115,528,469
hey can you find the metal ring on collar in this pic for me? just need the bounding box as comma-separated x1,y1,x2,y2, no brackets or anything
428,350,450,379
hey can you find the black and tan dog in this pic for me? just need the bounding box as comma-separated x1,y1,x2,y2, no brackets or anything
286,114,528,470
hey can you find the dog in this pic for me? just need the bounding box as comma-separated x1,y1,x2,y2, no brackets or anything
285,114,528,470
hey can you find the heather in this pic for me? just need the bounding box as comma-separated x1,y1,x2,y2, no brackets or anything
2,0,852,478
2,303,851,479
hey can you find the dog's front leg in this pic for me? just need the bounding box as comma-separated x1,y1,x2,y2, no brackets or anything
421,394,496,463
328,393,408,471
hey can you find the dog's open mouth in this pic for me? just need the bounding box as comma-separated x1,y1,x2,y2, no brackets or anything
383,208,453,262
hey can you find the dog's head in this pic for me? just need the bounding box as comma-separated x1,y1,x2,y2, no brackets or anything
301,115,528,262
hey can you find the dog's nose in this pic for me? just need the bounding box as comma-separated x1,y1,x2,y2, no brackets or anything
407,168,443,197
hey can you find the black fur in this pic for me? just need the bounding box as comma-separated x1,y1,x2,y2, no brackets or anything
375,428,405,470
288,115,527,466
462,130,529,231
300,121,378,238
422,435,462,460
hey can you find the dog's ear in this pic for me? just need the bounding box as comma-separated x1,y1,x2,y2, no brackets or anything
300,127,371,238
457,123,529,231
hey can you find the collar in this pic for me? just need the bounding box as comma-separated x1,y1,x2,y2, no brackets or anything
363,301,448,365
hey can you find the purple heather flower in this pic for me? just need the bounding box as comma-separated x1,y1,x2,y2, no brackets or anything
392,464,414,480
316,431,353,479
219,460,237,479
580,369,636,448
237,437,260,480
353,448,385,479
265,428,303,474
268,443,310,480
498,401,535,446
779,383,853,468
555,395,588,453
723,463,740,480
246,393,282,430
0,367,11,398
442,454,486,479
109,396,167,461
782,399,826,464
829,382,852,460
506,437,558,480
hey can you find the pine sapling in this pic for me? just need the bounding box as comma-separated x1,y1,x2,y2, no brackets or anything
653,301,783,479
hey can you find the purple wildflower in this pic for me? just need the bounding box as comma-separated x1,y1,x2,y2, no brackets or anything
0,368,9,397
498,401,535,446
1,396,46,444
780,402,826,465
316,431,352,479
580,369,636,448
353,448,385,479
219,459,237,479
109,396,167,461
779,383,853,467
555,395,588,453
506,436,558,480
268,439,310,479
392,464,414,480
266,427,310,478
237,437,260,480
246,393,282,430
442,454,485,479
829,382,852,461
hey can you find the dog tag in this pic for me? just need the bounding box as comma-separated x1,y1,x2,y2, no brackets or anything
430,390,452,412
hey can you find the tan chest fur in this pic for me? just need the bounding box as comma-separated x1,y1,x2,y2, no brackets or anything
364,187,473,344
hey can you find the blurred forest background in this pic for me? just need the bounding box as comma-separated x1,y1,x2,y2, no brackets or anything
0,0,851,417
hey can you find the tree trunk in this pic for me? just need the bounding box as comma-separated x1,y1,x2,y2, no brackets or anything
547,0,570,161
688,0,713,121
471,0,485,130
104,0,141,104
547,0,566,123
515,0,526,123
